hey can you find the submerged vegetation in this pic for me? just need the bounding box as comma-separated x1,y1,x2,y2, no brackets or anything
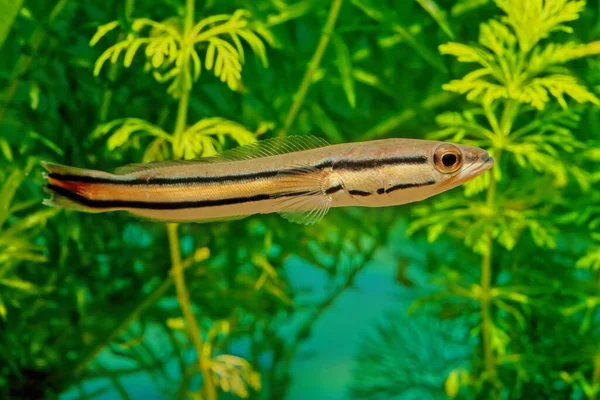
0,0,599,399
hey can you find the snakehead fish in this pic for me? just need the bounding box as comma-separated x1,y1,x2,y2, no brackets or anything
42,136,494,225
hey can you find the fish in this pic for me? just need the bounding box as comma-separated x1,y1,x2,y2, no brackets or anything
41,136,494,225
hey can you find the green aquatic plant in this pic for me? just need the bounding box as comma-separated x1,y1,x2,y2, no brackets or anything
348,312,473,400
91,7,268,97
2,0,600,398
86,1,270,399
0,166,59,320
404,0,600,397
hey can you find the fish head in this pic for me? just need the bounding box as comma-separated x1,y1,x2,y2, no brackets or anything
428,142,494,192
361,139,494,207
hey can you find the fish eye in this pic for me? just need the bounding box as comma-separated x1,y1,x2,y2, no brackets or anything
434,144,463,173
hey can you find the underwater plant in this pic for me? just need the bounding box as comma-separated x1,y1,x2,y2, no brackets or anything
399,0,600,398
1,0,600,399
349,312,473,400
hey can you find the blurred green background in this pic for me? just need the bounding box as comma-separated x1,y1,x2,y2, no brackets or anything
1,0,600,399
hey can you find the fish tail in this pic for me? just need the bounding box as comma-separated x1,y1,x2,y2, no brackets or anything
42,185,105,213
41,161,118,213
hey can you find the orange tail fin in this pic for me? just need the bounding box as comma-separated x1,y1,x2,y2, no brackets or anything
42,161,116,213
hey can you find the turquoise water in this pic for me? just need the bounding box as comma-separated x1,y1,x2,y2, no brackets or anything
62,223,421,400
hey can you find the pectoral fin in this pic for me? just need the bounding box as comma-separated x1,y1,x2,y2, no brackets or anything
271,165,341,225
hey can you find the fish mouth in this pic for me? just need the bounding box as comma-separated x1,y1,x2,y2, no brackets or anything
440,151,495,190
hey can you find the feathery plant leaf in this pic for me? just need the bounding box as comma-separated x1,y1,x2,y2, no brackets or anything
576,243,600,271
416,0,455,39
410,2,600,394
440,0,600,110
176,117,257,159
92,117,257,161
349,312,472,400
0,167,59,319
495,0,586,52
92,10,268,97
407,192,558,254
211,354,261,398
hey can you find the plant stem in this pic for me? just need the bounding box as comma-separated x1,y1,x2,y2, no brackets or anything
481,145,501,398
72,277,173,377
171,0,194,157
177,0,195,131
174,90,190,136
99,0,135,122
480,98,517,395
591,351,600,400
591,270,600,400
166,3,215,398
279,0,343,136
499,100,518,136
0,0,69,121
167,223,216,400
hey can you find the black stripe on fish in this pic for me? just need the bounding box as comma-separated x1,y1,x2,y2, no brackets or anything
46,184,308,210
48,155,429,186
325,185,343,195
47,170,281,186
384,180,437,194
349,189,371,196
332,155,427,171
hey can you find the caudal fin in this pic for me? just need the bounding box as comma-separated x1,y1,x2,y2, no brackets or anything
41,161,115,213
42,185,104,213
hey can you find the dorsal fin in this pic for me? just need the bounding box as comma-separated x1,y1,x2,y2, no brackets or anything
208,135,330,162
115,135,330,175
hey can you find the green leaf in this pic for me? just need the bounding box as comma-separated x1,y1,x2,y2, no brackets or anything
525,75,600,110
309,103,344,143
451,0,489,16
445,369,461,398
496,0,586,52
0,139,13,162
352,0,447,73
0,278,38,294
479,19,516,57
0,169,24,230
332,35,356,108
1,208,60,239
90,21,120,46
93,118,171,151
0,293,6,320
29,82,40,110
28,131,64,156
264,0,313,27
352,69,395,98
416,0,454,39
439,42,494,66
177,117,256,159
0,0,23,50
529,41,600,74
463,174,490,197
576,247,600,270
124,38,152,67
